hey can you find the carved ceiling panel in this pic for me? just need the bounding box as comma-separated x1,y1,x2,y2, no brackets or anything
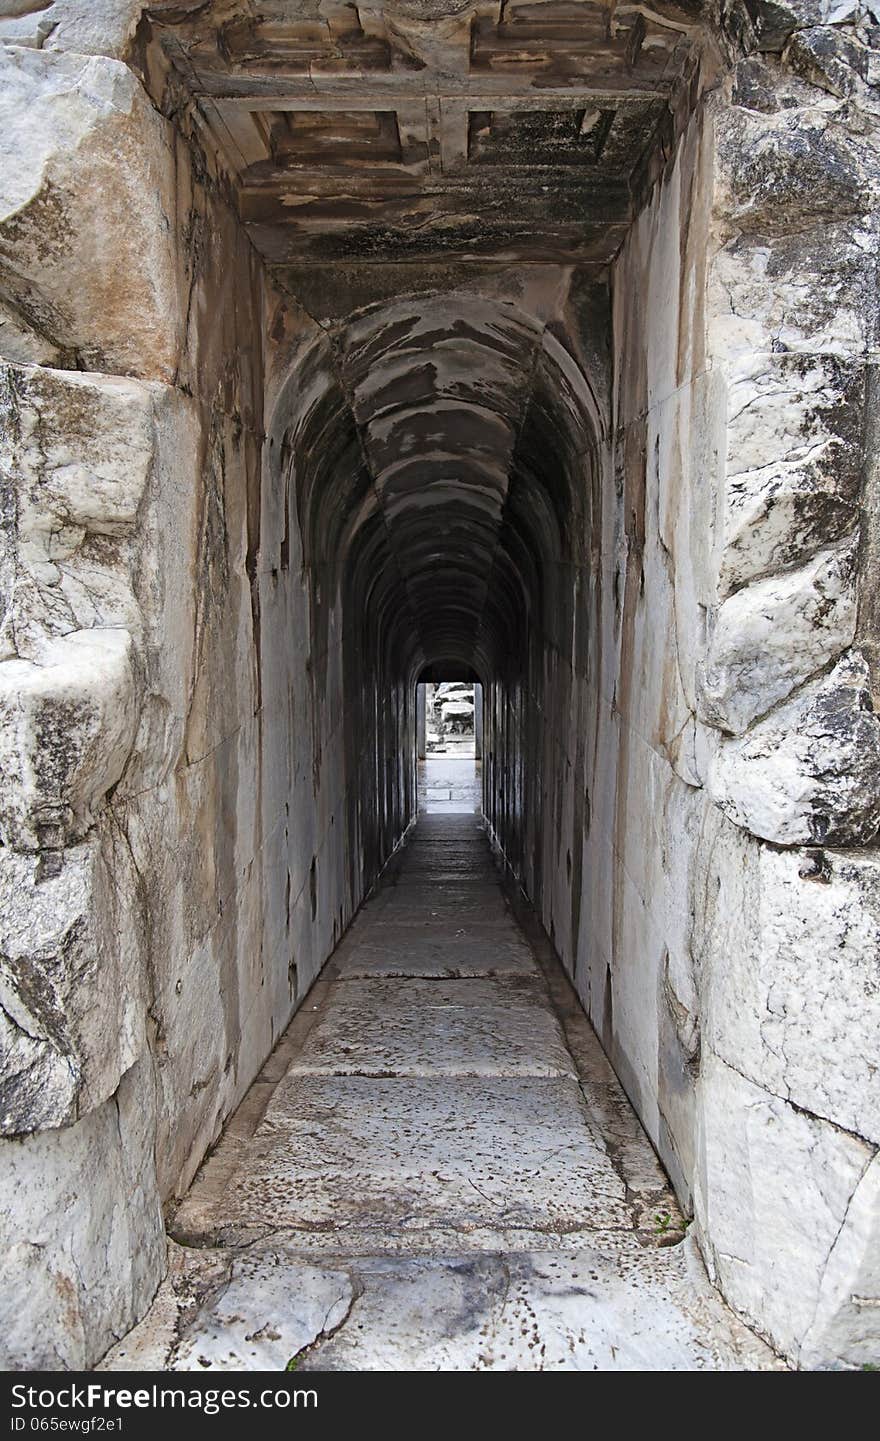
144,0,711,266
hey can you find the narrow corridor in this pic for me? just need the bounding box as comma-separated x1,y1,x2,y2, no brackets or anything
102,818,777,1372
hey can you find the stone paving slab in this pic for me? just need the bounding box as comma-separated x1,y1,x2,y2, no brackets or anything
169,1224,656,1257
101,1238,782,1372
366,861,497,883
296,1247,768,1372
381,872,501,891
351,907,521,938
364,885,511,920
174,1076,630,1238
285,978,574,1078
150,810,787,1373
390,862,497,879
390,841,487,852
418,800,480,813
384,876,500,891
412,823,485,837
390,842,492,857
359,915,526,942
388,862,496,876
401,833,487,842
373,868,502,889
327,936,534,979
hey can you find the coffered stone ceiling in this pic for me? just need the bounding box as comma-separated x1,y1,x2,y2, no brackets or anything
143,1,713,267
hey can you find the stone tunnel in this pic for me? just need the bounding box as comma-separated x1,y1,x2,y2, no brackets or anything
0,0,879,1372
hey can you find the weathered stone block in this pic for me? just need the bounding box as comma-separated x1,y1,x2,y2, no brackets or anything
708,652,880,845
0,2,149,59
0,628,137,850
0,360,165,655
742,0,822,54
709,222,878,362
0,1056,165,1369
716,351,864,594
697,822,880,1144
0,46,182,379
786,25,870,98
698,540,856,733
713,99,878,237
0,824,146,1136
799,1151,880,1370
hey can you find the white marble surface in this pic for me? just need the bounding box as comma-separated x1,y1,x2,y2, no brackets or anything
285,978,575,1078
103,1237,780,1373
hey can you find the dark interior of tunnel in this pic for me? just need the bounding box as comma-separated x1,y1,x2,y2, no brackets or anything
269,292,603,908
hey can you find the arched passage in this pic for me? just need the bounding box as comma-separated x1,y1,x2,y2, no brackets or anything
265,291,603,914
1,0,879,1373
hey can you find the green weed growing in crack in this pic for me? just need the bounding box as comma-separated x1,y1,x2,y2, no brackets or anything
654,1211,672,1236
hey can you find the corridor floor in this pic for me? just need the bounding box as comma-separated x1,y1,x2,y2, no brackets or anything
417,755,481,812
103,816,780,1371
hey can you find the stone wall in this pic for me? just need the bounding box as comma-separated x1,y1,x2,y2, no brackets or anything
484,13,880,1368
695,18,880,1366
0,34,412,1369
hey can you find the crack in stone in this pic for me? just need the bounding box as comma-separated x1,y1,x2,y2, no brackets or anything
798,1149,877,1365
710,1046,876,1148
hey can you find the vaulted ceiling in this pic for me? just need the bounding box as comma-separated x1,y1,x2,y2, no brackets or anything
271,289,601,680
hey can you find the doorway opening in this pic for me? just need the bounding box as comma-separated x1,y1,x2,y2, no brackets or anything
417,680,483,814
